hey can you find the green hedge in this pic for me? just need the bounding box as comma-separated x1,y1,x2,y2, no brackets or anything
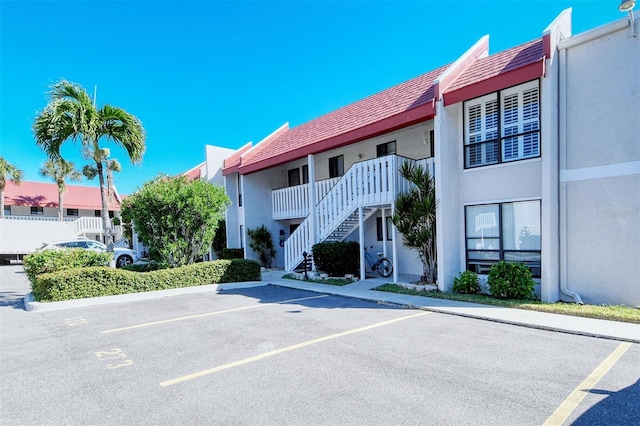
23,249,112,284
488,261,535,299
221,248,244,259
32,259,261,302
312,241,359,276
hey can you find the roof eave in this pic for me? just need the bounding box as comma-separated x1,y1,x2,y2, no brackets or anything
443,59,545,106
238,102,436,175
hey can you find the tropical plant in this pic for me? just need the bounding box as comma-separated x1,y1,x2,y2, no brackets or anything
0,157,24,219
39,158,82,220
121,175,230,267
247,225,276,268
392,162,437,284
211,219,227,258
33,80,145,250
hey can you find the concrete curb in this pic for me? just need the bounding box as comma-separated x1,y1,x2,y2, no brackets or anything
269,282,640,344
24,281,268,312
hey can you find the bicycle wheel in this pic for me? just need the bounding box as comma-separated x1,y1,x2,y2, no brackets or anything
377,258,393,277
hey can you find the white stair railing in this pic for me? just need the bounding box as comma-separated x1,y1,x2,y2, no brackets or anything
285,155,399,271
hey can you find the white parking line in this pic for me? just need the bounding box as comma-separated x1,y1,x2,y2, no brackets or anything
101,294,329,334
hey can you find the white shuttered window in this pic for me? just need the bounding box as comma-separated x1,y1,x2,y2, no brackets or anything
464,80,540,168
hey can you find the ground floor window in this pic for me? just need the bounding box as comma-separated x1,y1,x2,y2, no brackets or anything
465,200,541,277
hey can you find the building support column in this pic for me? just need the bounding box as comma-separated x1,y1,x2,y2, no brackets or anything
359,206,365,281
381,207,387,258
308,154,317,245
391,203,398,284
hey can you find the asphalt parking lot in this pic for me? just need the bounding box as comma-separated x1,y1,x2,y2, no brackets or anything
1,268,638,425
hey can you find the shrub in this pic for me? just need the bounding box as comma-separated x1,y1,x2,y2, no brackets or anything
222,248,244,259
487,261,535,299
247,225,276,267
453,270,481,294
23,249,112,284
32,259,261,302
312,241,359,277
121,261,171,273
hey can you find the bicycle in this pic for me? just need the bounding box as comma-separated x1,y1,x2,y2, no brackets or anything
364,245,393,278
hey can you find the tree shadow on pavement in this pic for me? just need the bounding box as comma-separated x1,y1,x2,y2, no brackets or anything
573,378,640,425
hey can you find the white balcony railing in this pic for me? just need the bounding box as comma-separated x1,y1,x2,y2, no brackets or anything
272,177,340,219
3,215,76,222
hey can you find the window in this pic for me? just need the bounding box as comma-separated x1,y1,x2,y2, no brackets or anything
67,208,79,217
428,130,435,158
108,210,115,218
376,141,396,157
30,206,43,215
376,216,393,241
237,174,243,207
465,200,541,277
464,80,540,168
288,168,300,186
329,155,344,178
302,165,309,184
94,210,101,217
4,206,10,216
239,225,244,249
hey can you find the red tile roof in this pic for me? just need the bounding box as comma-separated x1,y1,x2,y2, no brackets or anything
443,38,545,105
234,64,449,174
3,181,120,210
223,142,254,173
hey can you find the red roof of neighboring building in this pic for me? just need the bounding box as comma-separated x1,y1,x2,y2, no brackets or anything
3,181,120,210
443,38,545,105
181,162,205,181
232,64,449,175
223,142,254,174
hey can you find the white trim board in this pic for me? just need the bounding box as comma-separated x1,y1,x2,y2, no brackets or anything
560,160,640,183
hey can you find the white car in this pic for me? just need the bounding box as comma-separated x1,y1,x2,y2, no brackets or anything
40,239,138,268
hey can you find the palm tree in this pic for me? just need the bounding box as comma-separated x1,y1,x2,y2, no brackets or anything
0,157,24,219
33,80,145,249
39,158,82,221
392,162,437,284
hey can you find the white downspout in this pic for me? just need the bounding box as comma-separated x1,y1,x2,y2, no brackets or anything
558,46,583,304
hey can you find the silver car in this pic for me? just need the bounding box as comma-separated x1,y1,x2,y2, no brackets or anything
40,239,138,268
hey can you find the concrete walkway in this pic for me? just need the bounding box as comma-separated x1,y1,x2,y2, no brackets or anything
7,265,638,344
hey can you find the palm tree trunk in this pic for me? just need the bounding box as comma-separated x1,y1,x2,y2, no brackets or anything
96,161,113,251
0,186,5,219
58,190,64,221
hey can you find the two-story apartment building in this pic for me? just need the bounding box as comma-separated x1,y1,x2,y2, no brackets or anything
216,9,638,307
0,181,124,258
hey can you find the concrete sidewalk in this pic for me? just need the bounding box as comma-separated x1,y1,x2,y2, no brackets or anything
260,271,640,344
7,265,639,344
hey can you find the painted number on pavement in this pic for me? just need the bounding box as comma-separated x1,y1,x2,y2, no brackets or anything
65,317,88,326
95,348,134,369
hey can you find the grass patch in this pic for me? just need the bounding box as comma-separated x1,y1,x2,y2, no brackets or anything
282,274,353,286
374,284,640,324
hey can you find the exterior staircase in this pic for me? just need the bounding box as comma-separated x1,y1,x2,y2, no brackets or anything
285,155,404,272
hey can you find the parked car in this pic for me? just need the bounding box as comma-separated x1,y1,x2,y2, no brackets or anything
39,239,138,268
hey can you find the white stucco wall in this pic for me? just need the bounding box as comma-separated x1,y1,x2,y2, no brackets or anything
560,20,640,306
205,145,237,186
435,101,465,291
242,168,288,267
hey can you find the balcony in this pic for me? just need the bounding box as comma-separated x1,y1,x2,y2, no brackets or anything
272,177,340,220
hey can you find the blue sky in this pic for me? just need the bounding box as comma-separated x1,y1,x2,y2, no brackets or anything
0,0,632,195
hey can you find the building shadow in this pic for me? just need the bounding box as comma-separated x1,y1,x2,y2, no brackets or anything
573,378,640,425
